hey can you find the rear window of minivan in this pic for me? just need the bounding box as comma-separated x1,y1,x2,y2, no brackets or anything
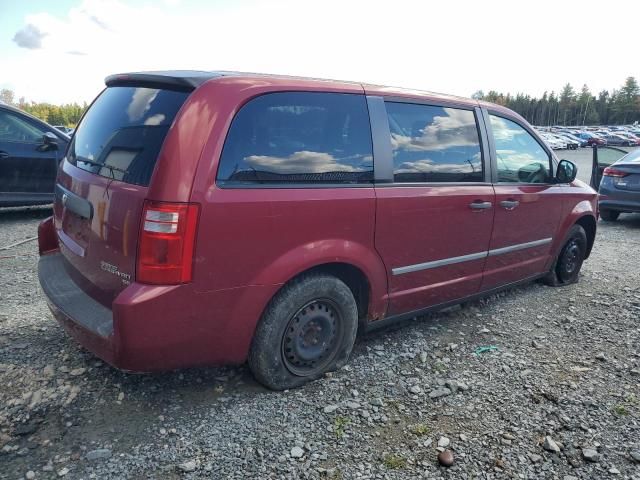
67,86,189,186
216,92,373,185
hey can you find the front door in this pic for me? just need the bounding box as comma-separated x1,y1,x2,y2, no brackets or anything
0,109,58,196
481,113,563,291
590,146,629,189
374,101,495,315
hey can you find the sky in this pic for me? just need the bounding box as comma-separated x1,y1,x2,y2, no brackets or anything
1,0,639,104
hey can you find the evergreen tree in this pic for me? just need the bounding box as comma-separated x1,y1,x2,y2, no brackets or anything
471,77,639,126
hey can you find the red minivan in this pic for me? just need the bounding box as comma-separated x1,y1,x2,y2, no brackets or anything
38,71,597,389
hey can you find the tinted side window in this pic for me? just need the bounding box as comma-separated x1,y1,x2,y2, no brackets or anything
489,115,551,184
0,110,46,143
385,102,483,183
217,92,373,185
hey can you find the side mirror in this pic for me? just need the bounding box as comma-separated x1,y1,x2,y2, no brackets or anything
37,132,59,152
43,132,59,148
556,159,577,183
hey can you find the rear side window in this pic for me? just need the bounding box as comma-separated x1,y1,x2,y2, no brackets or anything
217,92,373,185
385,102,483,183
67,87,189,186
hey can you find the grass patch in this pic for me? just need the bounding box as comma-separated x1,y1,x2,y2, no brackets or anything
320,468,343,479
434,361,447,373
411,423,430,436
613,405,629,416
334,416,349,439
383,454,407,469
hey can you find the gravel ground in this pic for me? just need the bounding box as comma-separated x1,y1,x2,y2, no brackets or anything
1,205,639,480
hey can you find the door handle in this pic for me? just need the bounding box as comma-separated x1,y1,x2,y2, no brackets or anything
500,200,520,210
0,151,9,159
469,201,492,211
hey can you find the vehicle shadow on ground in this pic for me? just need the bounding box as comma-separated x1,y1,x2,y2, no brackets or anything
6,277,543,400
612,213,640,229
0,206,52,225
598,214,640,234
47,281,534,400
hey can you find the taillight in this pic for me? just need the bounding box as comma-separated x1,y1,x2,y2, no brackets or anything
602,167,628,178
137,201,200,285
37,216,59,256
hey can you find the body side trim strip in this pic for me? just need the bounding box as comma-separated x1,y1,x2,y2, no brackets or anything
392,251,487,275
487,237,552,257
392,237,553,275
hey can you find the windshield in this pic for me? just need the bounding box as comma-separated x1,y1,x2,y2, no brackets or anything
67,86,189,186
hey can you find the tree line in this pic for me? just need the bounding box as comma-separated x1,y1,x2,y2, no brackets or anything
2,76,640,128
0,89,87,127
472,76,640,126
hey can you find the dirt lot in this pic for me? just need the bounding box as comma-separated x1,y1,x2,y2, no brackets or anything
1,204,639,480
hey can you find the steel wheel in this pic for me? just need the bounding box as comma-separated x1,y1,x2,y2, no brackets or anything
558,238,581,281
556,227,586,284
281,299,342,376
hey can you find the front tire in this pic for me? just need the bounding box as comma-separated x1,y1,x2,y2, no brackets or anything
600,209,620,221
543,224,587,286
248,274,358,390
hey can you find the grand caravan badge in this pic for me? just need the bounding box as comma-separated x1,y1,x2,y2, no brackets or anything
100,261,132,285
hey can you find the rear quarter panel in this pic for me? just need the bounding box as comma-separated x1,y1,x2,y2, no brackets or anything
157,78,389,364
186,77,388,298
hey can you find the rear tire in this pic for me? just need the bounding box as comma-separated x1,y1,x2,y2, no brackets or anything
600,209,620,221
248,274,358,390
543,224,587,287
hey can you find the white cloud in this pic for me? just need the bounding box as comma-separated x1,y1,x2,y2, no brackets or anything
144,113,166,126
395,158,481,174
127,88,158,122
3,0,639,104
390,107,480,152
245,151,360,173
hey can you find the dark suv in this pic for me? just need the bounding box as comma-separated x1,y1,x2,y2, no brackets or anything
0,103,69,207
38,71,597,389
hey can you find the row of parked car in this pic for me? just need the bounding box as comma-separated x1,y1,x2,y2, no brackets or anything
52,125,74,135
536,125,640,150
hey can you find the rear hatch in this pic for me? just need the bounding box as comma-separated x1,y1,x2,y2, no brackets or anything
54,85,190,305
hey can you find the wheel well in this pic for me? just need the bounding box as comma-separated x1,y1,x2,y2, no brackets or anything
295,263,371,321
575,215,596,259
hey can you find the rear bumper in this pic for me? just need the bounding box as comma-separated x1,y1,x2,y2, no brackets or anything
598,180,640,212
38,253,117,365
598,184,640,213
598,199,640,213
38,252,278,372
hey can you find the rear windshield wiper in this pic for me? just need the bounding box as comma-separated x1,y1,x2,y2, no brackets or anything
76,158,131,178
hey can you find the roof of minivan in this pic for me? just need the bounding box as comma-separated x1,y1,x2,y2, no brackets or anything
105,70,520,117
